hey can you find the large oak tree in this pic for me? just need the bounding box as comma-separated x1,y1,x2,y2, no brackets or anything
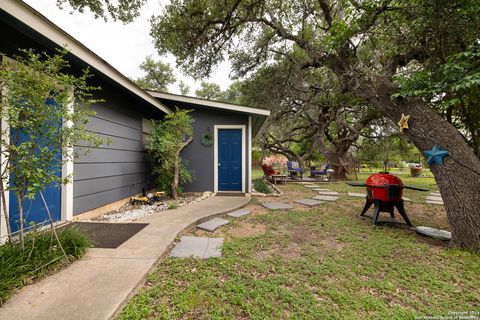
240,61,380,180
147,0,480,250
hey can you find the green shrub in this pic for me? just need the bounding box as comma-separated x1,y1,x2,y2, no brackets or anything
153,159,193,197
254,179,272,194
145,109,194,199
0,228,90,305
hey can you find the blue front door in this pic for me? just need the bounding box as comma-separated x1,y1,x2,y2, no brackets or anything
8,99,62,233
218,129,242,191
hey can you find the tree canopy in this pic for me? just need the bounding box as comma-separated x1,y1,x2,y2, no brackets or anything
195,81,224,100
148,0,480,250
134,56,175,92
56,0,145,23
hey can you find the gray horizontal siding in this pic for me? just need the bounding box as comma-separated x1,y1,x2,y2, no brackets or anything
73,94,158,215
85,115,141,139
78,133,143,151
91,104,142,129
74,172,151,198
0,14,161,216
158,104,250,193
74,162,151,180
73,182,152,214
75,147,149,163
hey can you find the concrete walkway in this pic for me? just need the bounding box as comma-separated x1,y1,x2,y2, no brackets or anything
0,195,250,320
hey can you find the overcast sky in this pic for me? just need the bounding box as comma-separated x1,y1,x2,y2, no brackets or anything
23,0,233,94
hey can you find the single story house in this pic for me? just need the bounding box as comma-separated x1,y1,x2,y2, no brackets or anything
0,0,270,240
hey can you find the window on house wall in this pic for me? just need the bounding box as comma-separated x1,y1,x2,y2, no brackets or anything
142,118,153,147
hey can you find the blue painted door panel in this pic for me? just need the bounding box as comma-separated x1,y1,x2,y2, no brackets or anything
218,129,242,191
8,98,62,232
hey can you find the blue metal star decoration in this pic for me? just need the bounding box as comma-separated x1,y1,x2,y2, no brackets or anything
424,145,449,165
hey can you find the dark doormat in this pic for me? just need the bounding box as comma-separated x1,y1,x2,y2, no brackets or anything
65,222,149,249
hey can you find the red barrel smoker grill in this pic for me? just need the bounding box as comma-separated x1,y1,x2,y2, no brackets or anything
360,172,412,226
348,172,428,227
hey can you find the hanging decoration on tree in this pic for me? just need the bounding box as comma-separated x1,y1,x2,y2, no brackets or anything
398,113,411,132
424,145,449,165
200,127,214,146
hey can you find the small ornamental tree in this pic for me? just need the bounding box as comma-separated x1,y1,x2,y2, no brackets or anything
145,108,194,200
0,49,105,249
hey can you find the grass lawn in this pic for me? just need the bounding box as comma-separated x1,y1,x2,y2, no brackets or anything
118,178,480,320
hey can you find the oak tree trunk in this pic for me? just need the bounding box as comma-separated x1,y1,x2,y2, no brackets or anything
366,79,480,251
324,152,349,181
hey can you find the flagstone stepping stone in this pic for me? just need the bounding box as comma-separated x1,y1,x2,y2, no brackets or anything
313,188,332,192
427,193,442,198
347,192,366,198
197,217,229,232
403,197,412,202
416,226,451,241
260,202,293,210
170,236,224,258
304,185,322,188
227,208,251,218
426,200,444,205
426,195,443,202
317,191,339,196
294,199,325,207
313,195,339,201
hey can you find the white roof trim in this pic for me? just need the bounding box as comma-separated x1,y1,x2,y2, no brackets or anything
148,91,271,116
1,0,171,114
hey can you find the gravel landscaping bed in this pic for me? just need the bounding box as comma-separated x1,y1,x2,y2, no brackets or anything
93,191,214,222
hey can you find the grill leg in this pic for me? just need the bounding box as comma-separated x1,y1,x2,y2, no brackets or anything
389,206,395,218
395,200,413,227
372,200,381,225
360,197,372,216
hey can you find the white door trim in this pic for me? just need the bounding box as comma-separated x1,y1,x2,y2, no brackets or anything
0,55,11,242
61,90,74,221
248,116,252,193
0,116,10,243
214,125,246,193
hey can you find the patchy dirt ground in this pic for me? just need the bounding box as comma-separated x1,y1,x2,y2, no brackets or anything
119,181,479,320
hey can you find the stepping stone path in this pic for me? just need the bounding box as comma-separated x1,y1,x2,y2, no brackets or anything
261,202,293,210
197,217,229,232
170,236,224,258
426,200,444,205
426,195,443,201
227,208,251,218
294,199,325,207
304,185,322,188
313,195,339,201
426,192,444,205
313,188,332,192
416,226,451,241
347,192,366,198
317,191,339,196
403,197,412,202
